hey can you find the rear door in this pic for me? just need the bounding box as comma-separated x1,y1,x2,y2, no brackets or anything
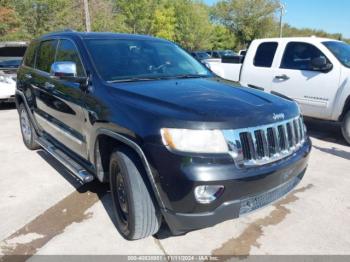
33,38,87,158
240,41,278,90
270,41,341,119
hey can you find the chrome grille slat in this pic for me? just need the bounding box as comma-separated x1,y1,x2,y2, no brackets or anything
293,119,300,144
223,116,306,168
261,129,270,158
271,127,280,154
247,132,258,160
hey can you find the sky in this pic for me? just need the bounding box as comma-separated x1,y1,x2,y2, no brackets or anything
204,0,350,38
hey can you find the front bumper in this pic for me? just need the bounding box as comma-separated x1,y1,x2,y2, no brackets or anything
162,170,305,234
144,137,311,235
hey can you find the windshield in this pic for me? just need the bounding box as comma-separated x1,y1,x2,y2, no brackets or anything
323,41,350,68
85,39,212,82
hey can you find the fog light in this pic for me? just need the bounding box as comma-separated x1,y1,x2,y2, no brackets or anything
194,185,224,204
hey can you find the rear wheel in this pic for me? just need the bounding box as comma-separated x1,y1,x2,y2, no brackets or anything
19,103,40,150
109,147,160,240
341,110,350,145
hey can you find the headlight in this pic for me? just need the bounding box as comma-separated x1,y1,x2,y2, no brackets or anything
161,128,228,153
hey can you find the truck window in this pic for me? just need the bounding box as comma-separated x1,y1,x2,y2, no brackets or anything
254,42,278,67
56,39,85,77
281,42,328,71
36,40,58,73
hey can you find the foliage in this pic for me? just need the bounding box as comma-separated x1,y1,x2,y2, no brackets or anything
0,5,21,38
150,5,176,41
171,0,213,50
210,24,235,50
0,0,348,50
112,0,158,34
212,0,279,46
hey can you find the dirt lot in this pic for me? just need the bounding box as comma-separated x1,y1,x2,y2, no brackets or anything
0,103,350,257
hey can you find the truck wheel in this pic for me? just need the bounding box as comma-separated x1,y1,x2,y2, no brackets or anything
341,110,350,145
109,147,160,240
19,103,40,150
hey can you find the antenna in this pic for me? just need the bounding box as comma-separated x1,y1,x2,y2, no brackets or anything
279,2,286,38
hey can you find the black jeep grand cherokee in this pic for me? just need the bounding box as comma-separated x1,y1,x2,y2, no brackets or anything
16,31,311,240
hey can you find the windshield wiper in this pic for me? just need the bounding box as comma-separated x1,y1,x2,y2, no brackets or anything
107,77,161,83
172,74,209,79
107,74,209,83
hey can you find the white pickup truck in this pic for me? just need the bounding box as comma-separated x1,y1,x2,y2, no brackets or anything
208,37,350,144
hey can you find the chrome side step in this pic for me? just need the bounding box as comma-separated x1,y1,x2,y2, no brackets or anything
36,137,94,184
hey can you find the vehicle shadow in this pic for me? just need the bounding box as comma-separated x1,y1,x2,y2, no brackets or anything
36,150,172,239
304,118,348,146
313,145,350,161
36,150,114,223
0,102,16,110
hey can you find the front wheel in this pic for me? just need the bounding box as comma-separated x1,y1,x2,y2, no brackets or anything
341,110,350,145
109,147,161,240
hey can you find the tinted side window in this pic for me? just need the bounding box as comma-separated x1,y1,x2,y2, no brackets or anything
281,42,328,71
36,40,58,73
56,39,85,77
212,52,220,58
23,41,38,67
254,42,278,67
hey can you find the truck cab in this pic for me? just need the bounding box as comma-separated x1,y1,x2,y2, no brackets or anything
209,37,350,144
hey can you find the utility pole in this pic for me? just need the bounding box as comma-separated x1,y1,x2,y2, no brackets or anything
279,2,286,38
83,0,91,32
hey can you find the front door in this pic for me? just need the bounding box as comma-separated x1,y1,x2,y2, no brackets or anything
33,39,87,158
270,41,341,119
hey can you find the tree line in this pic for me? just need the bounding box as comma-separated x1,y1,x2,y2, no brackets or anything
0,0,348,51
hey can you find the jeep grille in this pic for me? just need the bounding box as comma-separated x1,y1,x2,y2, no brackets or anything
223,116,306,168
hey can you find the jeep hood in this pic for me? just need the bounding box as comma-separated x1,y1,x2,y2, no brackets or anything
108,77,299,129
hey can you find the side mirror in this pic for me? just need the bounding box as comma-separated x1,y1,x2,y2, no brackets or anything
50,61,88,88
50,61,77,78
310,57,332,72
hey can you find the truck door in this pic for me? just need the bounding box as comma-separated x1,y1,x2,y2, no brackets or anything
240,41,278,90
33,39,87,158
270,41,341,119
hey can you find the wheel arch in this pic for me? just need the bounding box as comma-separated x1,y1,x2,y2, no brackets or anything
93,128,165,209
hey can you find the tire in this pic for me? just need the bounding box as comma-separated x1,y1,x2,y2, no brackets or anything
109,147,161,240
19,103,40,150
341,110,350,145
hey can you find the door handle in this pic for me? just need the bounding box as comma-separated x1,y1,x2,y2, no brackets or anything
24,74,32,79
44,82,55,90
275,74,290,80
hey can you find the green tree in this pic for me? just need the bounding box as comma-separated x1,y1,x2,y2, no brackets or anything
113,0,158,34
212,0,279,46
210,24,235,50
0,5,21,39
150,5,176,41
1,0,85,40
90,0,116,32
172,0,213,50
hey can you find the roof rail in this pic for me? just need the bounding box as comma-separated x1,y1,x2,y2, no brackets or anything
41,29,77,37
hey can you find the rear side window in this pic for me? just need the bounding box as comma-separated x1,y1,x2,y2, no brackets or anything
212,52,220,58
254,42,278,67
56,39,85,77
23,41,37,67
36,40,58,73
281,42,328,71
